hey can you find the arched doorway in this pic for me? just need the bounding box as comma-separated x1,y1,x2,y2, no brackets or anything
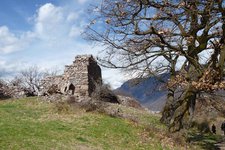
68,84,75,95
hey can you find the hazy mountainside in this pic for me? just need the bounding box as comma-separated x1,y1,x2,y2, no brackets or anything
115,74,169,111
116,74,225,113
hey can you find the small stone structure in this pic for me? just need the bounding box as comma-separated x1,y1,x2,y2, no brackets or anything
40,55,102,99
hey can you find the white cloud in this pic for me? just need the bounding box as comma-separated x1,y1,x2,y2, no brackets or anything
0,57,26,77
0,3,85,54
0,59,6,66
33,3,85,41
69,25,82,38
0,26,24,54
67,12,79,22
34,3,68,40
37,3,63,22
0,2,124,88
77,0,89,4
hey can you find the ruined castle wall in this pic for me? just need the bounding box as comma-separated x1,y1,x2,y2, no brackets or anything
40,54,102,99
61,55,102,98
72,55,90,97
88,58,102,95
40,75,63,95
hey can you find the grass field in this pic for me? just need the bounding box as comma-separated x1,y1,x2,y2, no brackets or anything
0,97,222,150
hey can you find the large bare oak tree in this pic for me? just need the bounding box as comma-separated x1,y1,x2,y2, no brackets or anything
85,0,225,132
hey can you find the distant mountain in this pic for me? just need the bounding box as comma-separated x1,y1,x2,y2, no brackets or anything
115,74,169,111
116,74,225,113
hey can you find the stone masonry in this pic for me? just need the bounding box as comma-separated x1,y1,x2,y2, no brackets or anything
40,55,102,99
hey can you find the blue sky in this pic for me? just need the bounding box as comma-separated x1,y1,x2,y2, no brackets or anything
0,0,125,88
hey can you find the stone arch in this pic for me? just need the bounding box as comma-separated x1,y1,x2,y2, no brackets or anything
68,83,75,95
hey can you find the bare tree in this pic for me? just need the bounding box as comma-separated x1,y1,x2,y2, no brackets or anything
43,67,61,77
17,66,44,95
0,73,12,99
17,66,60,96
85,0,225,131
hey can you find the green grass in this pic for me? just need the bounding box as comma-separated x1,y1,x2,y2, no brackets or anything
0,97,218,150
0,98,169,150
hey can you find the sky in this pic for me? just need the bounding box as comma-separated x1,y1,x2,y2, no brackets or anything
0,0,127,89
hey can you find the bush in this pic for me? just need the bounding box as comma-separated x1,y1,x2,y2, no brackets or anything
54,100,70,113
192,120,210,133
46,84,61,95
91,84,119,103
0,80,11,99
53,95,104,113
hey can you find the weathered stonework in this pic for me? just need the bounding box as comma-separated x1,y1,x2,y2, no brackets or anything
40,55,102,99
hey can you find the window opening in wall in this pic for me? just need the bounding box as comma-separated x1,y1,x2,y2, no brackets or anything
64,86,67,92
69,84,75,95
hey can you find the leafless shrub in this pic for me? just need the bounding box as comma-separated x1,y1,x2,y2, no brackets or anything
54,100,70,113
192,120,210,133
53,95,102,113
53,96,77,113
46,84,61,95
15,65,61,96
91,84,119,103
0,79,11,99
80,100,105,112
66,96,76,104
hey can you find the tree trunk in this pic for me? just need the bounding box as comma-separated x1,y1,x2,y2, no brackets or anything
169,85,196,132
160,60,177,126
218,45,225,78
160,87,175,125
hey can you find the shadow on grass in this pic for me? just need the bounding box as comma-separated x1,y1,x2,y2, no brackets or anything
0,96,11,101
188,133,222,150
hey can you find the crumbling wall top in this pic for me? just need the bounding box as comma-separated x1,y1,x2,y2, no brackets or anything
73,55,95,65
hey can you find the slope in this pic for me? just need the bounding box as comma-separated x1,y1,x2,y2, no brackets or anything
0,97,211,150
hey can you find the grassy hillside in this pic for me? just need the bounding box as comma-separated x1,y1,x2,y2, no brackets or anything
0,97,222,150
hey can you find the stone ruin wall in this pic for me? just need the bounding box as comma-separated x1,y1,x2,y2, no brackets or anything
40,75,63,94
40,55,102,99
63,55,102,98
87,56,102,95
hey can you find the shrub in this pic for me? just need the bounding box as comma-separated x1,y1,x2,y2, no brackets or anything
54,100,70,113
192,120,210,133
91,84,119,103
0,80,11,99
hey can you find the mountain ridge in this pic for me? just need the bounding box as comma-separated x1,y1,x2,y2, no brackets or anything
115,74,225,113
115,74,169,111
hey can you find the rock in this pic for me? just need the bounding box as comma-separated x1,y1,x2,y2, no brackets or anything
117,95,143,109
